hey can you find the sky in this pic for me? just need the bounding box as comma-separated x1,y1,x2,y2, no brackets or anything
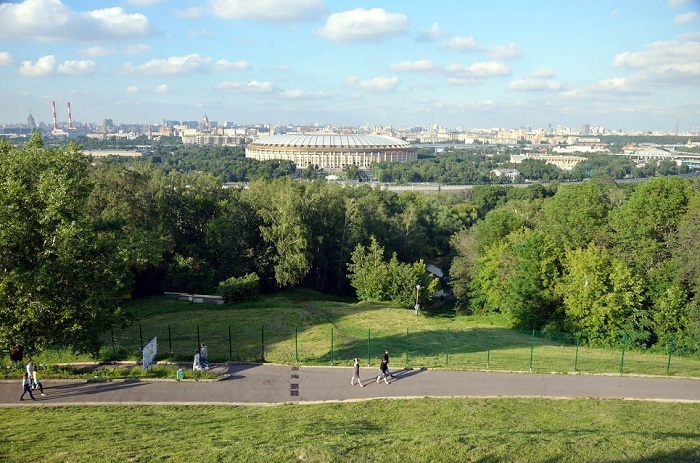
0,0,699,132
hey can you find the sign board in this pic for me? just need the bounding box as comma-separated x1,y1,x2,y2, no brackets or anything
142,336,157,370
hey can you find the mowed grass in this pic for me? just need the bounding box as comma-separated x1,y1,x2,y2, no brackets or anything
1,399,699,463
85,290,700,378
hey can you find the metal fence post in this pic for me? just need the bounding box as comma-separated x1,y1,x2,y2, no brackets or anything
331,327,334,365
666,335,675,375
111,326,115,357
228,326,232,360
486,331,491,369
295,326,299,363
367,329,371,367
574,333,580,371
620,332,628,374
529,329,535,370
261,325,265,362
196,325,200,351
446,328,450,366
139,324,143,350
405,327,409,368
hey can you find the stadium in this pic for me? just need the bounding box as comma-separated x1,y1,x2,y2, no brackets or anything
245,133,417,170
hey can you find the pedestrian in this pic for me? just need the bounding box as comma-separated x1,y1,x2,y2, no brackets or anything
33,366,45,396
193,349,202,371
351,358,364,387
199,343,209,369
383,349,395,378
20,372,36,401
26,358,35,383
376,358,390,384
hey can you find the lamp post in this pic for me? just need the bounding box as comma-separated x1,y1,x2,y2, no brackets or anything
414,284,421,315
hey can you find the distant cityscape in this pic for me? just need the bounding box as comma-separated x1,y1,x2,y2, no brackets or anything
1,101,699,147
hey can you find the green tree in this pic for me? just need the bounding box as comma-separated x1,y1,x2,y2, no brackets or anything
0,139,129,356
347,236,389,301
558,245,648,347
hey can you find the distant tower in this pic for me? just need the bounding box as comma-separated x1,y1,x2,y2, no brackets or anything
67,102,74,130
27,111,36,129
52,101,58,130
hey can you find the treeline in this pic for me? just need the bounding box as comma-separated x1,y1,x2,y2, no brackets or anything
1,135,699,356
450,177,700,354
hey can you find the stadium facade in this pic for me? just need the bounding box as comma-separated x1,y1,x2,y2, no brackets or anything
245,133,417,170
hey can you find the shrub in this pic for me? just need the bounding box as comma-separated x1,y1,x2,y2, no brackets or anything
218,273,260,303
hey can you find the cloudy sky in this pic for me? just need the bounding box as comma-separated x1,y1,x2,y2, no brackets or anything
0,0,699,131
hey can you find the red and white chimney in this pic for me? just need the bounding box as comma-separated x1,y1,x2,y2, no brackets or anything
52,100,58,130
67,102,74,129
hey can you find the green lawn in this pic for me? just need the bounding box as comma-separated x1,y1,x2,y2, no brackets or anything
82,290,700,378
2,399,699,463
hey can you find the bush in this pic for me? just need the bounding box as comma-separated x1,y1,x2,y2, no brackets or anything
218,273,260,303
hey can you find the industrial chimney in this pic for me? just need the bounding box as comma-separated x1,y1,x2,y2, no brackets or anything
52,100,58,130
67,102,74,130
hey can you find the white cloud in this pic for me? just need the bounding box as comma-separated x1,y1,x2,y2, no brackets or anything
279,90,328,99
446,61,511,78
188,29,214,38
79,45,115,57
613,37,700,84
669,0,687,7
674,12,697,25
561,77,639,100
389,60,435,72
445,36,478,51
0,51,16,65
508,78,562,91
0,0,153,42
215,80,274,92
57,59,97,75
318,8,409,42
123,44,150,55
486,43,521,60
19,55,56,76
209,0,326,22
155,84,170,93
415,22,447,42
124,54,211,75
346,75,400,92
214,59,251,71
126,85,140,93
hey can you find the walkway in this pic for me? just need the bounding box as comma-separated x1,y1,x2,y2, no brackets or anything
2,364,699,406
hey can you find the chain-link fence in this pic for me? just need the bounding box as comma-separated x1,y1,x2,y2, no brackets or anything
103,324,700,377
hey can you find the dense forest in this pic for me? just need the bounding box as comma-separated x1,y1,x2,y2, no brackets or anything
1,134,699,356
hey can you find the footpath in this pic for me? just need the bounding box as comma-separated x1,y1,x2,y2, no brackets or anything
1,363,699,406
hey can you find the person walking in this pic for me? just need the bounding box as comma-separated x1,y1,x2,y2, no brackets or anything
32,366,45,396
199,343,209,369
20,372,36,401
376,358,390,384
192,350,202,371
383,349,395,378
351,358,364,387
26,358,35,385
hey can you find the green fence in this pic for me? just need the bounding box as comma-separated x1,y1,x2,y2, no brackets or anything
103,324,700,378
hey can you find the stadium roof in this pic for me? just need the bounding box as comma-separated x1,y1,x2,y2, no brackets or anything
249,133,412,148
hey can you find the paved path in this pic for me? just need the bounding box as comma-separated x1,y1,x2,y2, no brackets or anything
2,364,699,406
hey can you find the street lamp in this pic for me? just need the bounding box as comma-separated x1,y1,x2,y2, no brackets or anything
414,284,421,315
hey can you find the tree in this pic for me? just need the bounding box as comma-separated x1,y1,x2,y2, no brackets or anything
0,138,129,356
558,245,648,347
347,237,389,301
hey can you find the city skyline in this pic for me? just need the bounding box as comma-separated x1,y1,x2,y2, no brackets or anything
0,0,699,132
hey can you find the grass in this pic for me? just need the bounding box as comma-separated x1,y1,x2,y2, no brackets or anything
5,289,698,378
1,398,699,462
87,290,700,378
0,363,216,381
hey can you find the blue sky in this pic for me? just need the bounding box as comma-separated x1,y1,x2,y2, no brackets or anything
0,0,698,131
